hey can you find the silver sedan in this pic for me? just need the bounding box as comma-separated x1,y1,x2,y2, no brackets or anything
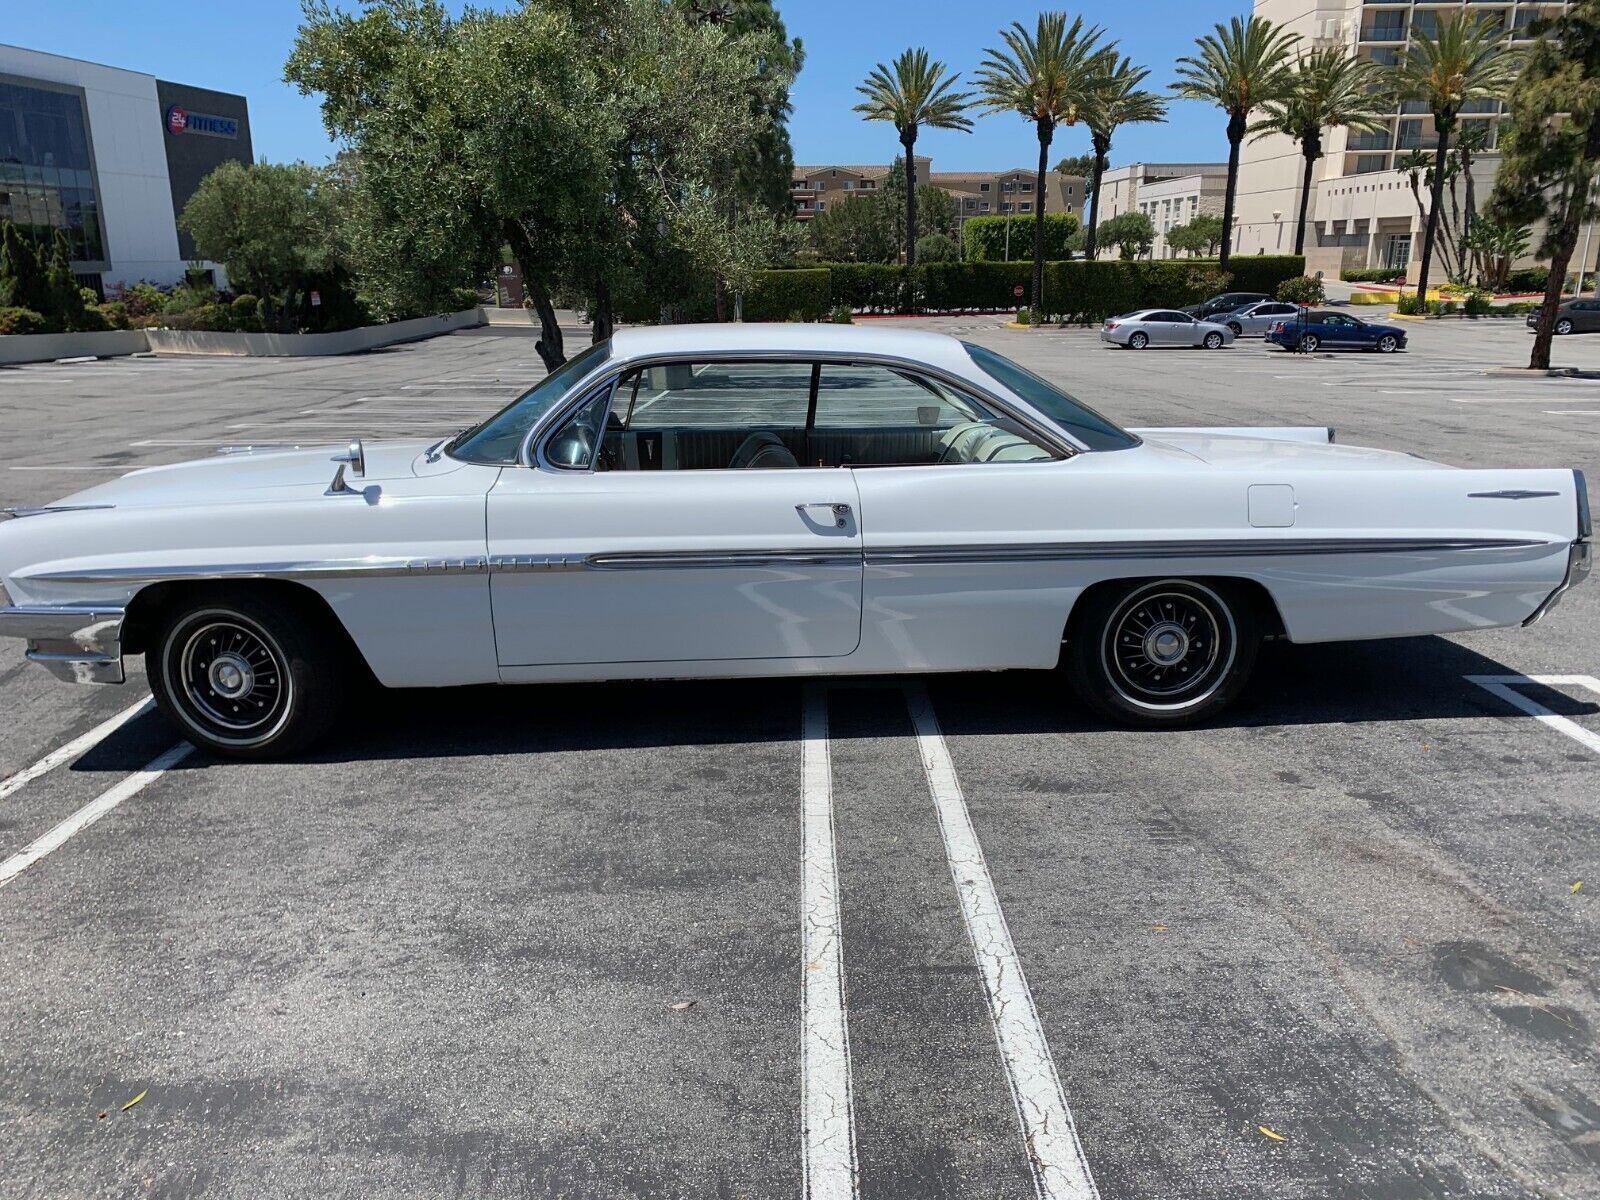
1216,300,1304,337
1099,309,1236,350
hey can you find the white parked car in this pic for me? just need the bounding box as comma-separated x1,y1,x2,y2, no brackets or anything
0,325,1589,757
1100,309,1236,349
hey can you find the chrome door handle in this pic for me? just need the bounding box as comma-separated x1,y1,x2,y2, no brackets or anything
797,502,851,528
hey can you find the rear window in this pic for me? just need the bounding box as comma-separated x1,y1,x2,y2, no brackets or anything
962,342,1139,452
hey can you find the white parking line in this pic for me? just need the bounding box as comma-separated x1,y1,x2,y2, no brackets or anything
0,741,191,889
0,698,155,802
1466,674,1600,756
800,686,858,1200
906,685,1099,1200
1543,410,1600,415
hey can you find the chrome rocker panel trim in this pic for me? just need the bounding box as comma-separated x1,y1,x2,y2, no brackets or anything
0,605,127,685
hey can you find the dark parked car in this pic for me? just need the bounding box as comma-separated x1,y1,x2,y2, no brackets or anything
1526,298,1600,335
1264,310,1407,353
1180,291,1273,320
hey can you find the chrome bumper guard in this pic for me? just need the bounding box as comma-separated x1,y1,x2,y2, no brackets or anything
0,605,127,684
1524,540,1591,627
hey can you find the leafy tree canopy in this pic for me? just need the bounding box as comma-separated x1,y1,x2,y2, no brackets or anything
1097,210,1155,260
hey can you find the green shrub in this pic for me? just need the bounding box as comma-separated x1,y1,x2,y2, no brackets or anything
162,282,218,315
119,282,166,319
1503,300,1538,314
1015,307,1032,326
1463,291,1493,316
449,285,482,311
917,261,1032,311
1396,293,1422,315
914,233,960,263
962,212,1079,262
0,306,47,335
95,302,130,330
229,293,264,332
820,263,904,313
1034,257,1304,324
1430,299,1458,316
829,305,853,324
1219,255,1306,295
744,267,830,322
1276,274,1325,305
1505,268,1549,293
1340,267,1405,283
161,303,232,331
71,305,110,332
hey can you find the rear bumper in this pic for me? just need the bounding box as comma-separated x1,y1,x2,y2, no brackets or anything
0,605,127,684
1524,540,1591,626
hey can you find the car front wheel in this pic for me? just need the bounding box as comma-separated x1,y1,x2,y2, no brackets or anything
147,590,347,759
1065,579,1260,727
1375,334,1399,353
1128,331,1149,349
1556,318,1575,335
1203,331,1225,349
1227,322,1243,336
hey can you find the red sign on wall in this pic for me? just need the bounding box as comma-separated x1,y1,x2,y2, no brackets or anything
166,106,188,135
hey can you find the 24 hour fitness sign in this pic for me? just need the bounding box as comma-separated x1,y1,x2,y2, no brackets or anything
164,105,239,139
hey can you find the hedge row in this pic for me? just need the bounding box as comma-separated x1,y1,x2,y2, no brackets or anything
961,213,1079,263
618,255,1307,326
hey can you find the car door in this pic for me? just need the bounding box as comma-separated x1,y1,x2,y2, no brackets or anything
485,359,864,668
1318,313,1359,348
1253,303,1297,335
1577,300,1600,332
1155,311,1195,345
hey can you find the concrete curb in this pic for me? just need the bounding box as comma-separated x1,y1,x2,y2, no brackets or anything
1484,366,1600,379
0,329,149,366
144,309,483,357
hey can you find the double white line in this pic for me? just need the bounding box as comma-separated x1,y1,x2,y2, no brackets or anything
800,684,1098,1200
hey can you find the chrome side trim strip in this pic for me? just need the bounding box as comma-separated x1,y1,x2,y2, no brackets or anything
21,536,1554,588
0,504,116,521
863,537,1549,565
1468,490,1561,501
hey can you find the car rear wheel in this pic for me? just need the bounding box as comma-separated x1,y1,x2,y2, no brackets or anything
148,590,348,759
1556,318,1575,335
1375,334,1399,353
1297,333,1320,353
1203,331,1225,349
1128,331,1149,349
1065,579,1260,727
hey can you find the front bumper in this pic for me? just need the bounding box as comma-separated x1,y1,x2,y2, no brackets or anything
0,605,127,684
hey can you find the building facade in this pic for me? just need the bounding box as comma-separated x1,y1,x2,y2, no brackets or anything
0,43,253,293
1091,162,1230,258
791,159,1084,228
1232,0,1569,279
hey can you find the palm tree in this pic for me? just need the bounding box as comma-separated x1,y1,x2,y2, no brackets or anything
1080,52,1167,260
854,49,972,269
1387,14,1519,305
974,13,1105,312
1173,16,1300,268
1252,47,1385,257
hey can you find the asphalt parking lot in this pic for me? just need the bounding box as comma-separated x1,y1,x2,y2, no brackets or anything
2,315,1598,1199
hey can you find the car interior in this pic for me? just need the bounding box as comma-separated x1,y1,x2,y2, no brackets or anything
544,360,1056,471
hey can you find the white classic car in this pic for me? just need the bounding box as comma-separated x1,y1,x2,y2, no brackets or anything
0,325,1589,757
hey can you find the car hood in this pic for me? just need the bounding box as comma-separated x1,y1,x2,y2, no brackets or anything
53,439,450,508
1140,431,1448,471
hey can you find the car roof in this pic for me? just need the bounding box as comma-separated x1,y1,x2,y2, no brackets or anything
609,322,975,373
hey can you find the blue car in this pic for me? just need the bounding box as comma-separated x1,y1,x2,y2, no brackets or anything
1264,309,1408,354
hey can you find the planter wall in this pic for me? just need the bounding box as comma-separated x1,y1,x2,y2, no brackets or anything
143,309,483,357
0,329,150,366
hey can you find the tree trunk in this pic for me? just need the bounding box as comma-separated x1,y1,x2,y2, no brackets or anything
903,130,919,268
1084,132,1109,260
501,217,565,371
1031,120,1052,317
592,277,614,343
1219,111,1245,269
1530,124,1600,370
1294,132,1319,258
1415,123,1451,307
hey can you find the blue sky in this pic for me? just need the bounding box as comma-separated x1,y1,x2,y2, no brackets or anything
4,0,1251,173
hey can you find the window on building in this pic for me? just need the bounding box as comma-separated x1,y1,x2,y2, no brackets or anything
1019,202,1032,212
814,180,825,191
980,182,990,192
0,78,106,263
816,200,826,211
842,180,854,190
1000,203,1013,212
1020,182,1033,192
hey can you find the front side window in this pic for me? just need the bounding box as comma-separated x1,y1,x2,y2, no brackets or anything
962,342,1139,452
447,341,611,465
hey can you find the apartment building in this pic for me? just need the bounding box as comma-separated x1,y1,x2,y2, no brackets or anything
791,159,1083,225
1232,0,1570,279
1089,163,1229,258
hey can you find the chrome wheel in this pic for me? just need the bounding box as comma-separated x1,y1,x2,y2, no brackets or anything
164,611,293,746
1298,333,1320,353
1376,334,1398,353
1556,318,1574,335
1204,331,1224,349
1128,331,1149,349
1101,583,1236,711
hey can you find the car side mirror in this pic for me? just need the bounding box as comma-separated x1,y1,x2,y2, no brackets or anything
327,439,366,495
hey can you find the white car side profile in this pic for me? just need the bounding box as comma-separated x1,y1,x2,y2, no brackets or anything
0,324,1590,758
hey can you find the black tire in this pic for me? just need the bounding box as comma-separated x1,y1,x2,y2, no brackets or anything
1556,318,1574,335
147,589,348,759
1226,322,1243,336
1065,579,1260,728
1128,331,1149,349
1298,333,1320,353
1375,334,1399,353
1204,331,1225,349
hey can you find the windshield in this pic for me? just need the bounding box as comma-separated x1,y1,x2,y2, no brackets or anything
446,341,612,465
961,342,1139,452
